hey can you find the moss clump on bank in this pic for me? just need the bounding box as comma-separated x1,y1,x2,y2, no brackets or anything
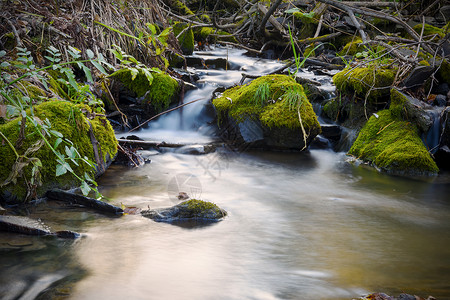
173,22,194,55
0,101,118,201
333,66,396,102
348,110,438,176
194,27,237,43
213,74,319,131
111,68,179,113
412,23,445,38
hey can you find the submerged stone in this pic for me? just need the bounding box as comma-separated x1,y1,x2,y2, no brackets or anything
141,199,227,223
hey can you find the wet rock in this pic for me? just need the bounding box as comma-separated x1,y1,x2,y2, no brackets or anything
0,205,5,215
401,65,434,90
141,199,227,223
434,94,447,107
435,82,449,95
435,145,450,169
205,58,232,70
440,107,450,148
185,56,205,68
391,89,434,133
0,215,80,239
320,124,341,142
355,292,435,300
310,135,330,149
174,144,216,155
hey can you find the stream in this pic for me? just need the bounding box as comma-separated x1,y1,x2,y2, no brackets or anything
1,47,450,300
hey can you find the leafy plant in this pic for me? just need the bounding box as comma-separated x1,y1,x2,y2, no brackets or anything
95,21,172,69
0,47,111,199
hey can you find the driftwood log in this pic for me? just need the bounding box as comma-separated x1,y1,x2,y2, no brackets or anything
46,189,123,215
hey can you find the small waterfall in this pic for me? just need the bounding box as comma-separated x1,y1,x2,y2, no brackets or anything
132,46,285,144
423,108,443,154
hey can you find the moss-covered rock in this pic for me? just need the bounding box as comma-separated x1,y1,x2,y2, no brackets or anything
194,27,238,43
141,199,227,222
348,107,438,176
0,101,117,202
212,74,321,150
173,22,195,55
333,66,396,103
110,68,179,113
412,23,445,39
338,38,364,56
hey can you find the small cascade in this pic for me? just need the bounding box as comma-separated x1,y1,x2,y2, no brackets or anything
132,46,285,144
423,107,444,154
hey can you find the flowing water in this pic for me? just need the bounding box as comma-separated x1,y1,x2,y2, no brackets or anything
1,47,450,300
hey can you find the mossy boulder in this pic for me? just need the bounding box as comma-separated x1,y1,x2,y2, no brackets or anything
141,199,227,222
348,92,439,176
173,22,195,55
0,101,118,202
333,66,396,103
110,68,179,114
212,74,321,150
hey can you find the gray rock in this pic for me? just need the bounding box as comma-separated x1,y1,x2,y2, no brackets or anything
401,65,434,89
141,199,227,223
394,89,434,133
175,144,216,155
0,215,80,239
238,119,264,143
321,124,341,141
434,94,447,107
435,83,449,95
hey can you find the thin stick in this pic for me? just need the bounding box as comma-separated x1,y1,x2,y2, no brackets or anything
127,98,205,133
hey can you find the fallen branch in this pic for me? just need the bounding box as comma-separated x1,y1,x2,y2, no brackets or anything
46,189,124,215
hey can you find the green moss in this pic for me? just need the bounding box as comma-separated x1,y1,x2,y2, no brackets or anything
169,0,195,16
0,100,118,201
194,27,238,43
212,74,320,132
333,66,396,102
173,22,194,55
413,23,444,38
111,68,179,113
348,109,438,175
437,59,450,85
173,199,227,220
292,12,317,39
338,38,364,56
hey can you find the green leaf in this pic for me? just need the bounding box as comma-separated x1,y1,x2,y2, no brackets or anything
285,8,300,14
159,27,171,38
56,163,67,176
80,181,91,196
130,68,139,81
1,62,10,68
147,23,157,35
84,172,93,182
91,60,107,74
86,49,95,59
50,130,63,138
141,68,154,85
0,50,6,58
82,65,93,82
54,137,63,149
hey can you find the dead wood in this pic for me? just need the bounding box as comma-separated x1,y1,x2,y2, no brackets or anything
46,189,124,215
